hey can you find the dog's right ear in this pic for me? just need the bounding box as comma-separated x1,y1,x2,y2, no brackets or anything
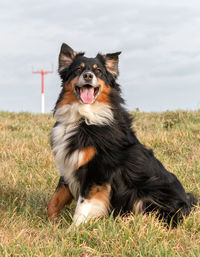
58,43,77,73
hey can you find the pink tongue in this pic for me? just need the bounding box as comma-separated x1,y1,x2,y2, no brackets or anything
80,87,95,104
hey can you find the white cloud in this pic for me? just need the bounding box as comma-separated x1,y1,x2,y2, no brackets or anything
0,0,200,112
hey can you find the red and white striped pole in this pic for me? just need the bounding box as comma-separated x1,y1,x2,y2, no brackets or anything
41,70,45,113
32,66,53,113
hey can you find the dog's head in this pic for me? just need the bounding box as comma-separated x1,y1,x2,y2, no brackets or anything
56,43,121,108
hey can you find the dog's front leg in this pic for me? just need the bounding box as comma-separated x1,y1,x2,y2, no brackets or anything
48,176,73,221
68,183,111,231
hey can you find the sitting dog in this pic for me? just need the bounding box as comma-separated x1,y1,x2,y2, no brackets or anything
48,43,197,228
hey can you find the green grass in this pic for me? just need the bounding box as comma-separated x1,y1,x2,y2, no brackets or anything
0,110,200,256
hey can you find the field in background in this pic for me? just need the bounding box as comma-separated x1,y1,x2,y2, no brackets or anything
0,110,200,256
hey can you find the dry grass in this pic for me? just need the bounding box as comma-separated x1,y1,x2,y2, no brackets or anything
0,110,200,256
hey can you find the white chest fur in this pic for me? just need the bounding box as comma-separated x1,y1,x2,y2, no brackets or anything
51,122,81,200
51,102,114,200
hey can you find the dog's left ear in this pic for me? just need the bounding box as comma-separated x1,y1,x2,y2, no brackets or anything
103,52,121,78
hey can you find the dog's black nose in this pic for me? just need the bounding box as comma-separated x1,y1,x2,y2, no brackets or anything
83,72,93,82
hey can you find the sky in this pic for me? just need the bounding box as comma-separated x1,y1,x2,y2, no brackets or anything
0,0,200,113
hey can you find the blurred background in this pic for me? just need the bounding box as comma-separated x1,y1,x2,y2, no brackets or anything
1,0,200,113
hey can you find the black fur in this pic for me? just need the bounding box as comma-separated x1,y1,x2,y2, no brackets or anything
53,43,198,227
72,114,197,226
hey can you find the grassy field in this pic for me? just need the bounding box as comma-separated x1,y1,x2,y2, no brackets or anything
0,110,200,256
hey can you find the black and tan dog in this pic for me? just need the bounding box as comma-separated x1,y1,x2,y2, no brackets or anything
48,43,197,228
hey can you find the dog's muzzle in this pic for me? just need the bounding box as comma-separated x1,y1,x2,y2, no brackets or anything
75,71,100,104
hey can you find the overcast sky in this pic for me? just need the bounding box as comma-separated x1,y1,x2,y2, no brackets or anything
1,0,200,113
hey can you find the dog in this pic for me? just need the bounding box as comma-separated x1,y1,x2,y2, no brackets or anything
47,43,197,228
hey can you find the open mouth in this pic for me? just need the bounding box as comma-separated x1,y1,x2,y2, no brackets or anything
75,84,100,104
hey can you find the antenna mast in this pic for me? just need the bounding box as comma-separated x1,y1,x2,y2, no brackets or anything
32,65,53,113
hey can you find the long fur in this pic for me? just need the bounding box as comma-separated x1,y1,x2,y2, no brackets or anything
48,43,198,228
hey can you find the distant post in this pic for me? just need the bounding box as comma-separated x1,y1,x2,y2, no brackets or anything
32,66,53,113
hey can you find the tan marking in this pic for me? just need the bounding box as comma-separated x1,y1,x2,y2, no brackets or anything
57,77,79,107
88,183,111,211
78,146,96,169
133,200,143,215
93,64,98,69
81,63,85,68
47,185,73,221
96,78,111,104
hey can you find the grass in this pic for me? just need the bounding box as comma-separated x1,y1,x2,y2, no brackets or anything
0,110,200,256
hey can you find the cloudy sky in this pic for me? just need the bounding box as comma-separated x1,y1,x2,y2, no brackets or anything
1,0,200,113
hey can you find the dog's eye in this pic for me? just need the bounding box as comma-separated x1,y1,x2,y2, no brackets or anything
95,68,102,75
